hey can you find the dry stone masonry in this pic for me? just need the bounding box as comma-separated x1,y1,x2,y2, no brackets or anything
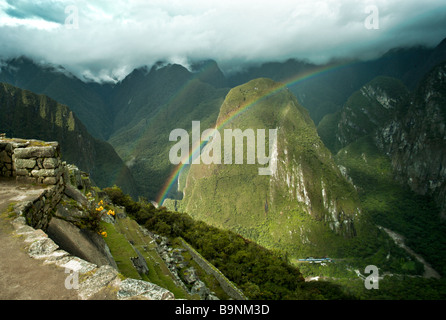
1,137,65,230
0,138,63,185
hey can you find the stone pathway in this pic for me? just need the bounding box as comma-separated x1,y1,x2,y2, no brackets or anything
0,178,176,300
0,178,80,299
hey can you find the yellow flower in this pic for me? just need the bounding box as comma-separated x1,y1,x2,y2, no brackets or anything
98,200,104,205
100,231,107,237
96,206,104,211
107,210,115,216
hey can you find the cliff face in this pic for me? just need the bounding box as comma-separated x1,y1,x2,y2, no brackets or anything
318,76,410,154
319,62,446,217
375,62,446,216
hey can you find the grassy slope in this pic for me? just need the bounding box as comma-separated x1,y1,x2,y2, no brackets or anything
101,217,193,299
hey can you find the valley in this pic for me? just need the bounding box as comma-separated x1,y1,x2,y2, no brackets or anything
1,37,446,300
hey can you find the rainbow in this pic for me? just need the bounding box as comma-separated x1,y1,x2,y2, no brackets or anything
155,59,357,206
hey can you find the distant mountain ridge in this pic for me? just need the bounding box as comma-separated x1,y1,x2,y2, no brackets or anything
0,37,445,200
227,38,446,125
0,56,114,140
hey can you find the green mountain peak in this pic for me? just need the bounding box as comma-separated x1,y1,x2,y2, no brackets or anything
173,78,361,258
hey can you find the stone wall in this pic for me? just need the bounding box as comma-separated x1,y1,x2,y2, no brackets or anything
1,136,177,300
14,142,63,185
179,238,247,300
0,137,65,230
0,141,14,177
0,138,63,184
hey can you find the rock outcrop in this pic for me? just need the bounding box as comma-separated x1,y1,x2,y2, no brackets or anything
154,234,221,300
375,62,446,216
319,63,446,218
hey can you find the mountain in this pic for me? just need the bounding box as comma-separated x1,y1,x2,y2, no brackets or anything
375,62,446,217
1,38,444,202
108,62,230,200
317,63,446,276
173,78,362,258
0,82,138,197
319,61,446,217
317,76,410,154
0,56,114,140
0,57,230,200
227,38,446,126
108,60,227,134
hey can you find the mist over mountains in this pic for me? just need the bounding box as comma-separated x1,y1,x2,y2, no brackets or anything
1,37,445,202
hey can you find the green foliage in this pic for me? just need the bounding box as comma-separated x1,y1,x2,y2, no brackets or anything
100,221,141,280
106,64,230,200
181,78,361,262
103,185,354,300
329,276,446,300
317,111,341,153
335,136,446,277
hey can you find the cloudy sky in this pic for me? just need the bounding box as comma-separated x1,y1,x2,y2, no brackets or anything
1,0,445,82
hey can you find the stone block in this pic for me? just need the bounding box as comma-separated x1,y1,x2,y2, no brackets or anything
0,150,11,163
117,278,175,300
14,146,57,159
55,256,97,274
43,157,59,169
28,238,59,258
37,158,44,169
43,177,58,185
15,158,36,169
78,265,120,300
64,184,89,207
5,143,13,152
31,168,59,178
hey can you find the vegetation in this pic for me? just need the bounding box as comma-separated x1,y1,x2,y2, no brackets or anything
180,78,361,261
100,216,193,299
102,185,446,300
103,185,354,300
335,136,446,277
107,66,229,200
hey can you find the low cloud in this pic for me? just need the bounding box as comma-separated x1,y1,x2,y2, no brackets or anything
1,0,445,82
